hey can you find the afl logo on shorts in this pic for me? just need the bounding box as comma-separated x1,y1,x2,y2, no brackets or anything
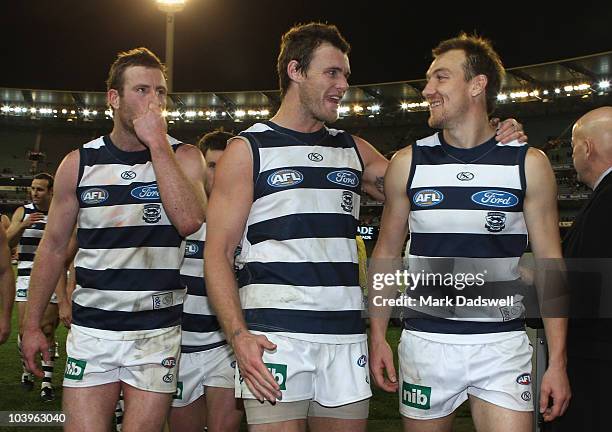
161,357,177,369
327,170,359,187
121,170,136,180
456,171,474,181
471,190,518,208
267,169,304,188
81,188,109,205
413,189,444,207
516,373,531,385
131,184,160,200
357,355,367,367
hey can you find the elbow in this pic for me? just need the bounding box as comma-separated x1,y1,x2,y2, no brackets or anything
177,216,204,237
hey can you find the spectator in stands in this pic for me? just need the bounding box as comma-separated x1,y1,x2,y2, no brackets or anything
553,106,612,431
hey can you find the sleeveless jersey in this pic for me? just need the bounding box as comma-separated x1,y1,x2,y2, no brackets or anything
73,135,186,340
405,132,529,338
236,121,365,343
17,203,47,277
180,223,227,352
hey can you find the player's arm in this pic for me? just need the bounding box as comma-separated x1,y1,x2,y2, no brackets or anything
368,147,412,392
0,223,15,344
354,135,389,202
133,102,206,236
204,137,281,403
22,150,80,376
523,147,571,421
6,206,26,248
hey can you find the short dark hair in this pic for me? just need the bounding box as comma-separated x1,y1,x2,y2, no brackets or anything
432,33,505,115
106,47,166,94
33,172,54,190
197,130,234,154
277,22,350,99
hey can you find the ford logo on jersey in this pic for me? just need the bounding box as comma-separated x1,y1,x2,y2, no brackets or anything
81,188,109,205
413,189,444,207
327,170,359,187
131,184,160,200
471,190,518,208
267,169,304,187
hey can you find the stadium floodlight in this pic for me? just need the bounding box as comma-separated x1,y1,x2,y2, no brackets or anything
597,80,610,89
1,106,9,112
563,85,574,92
92,110,98,116
338,106,350,114
185,110,197,117
235,110,246,117
497,93,507,101
156,0,187,12
573,83,590,91
400,102,408,110
156,0,187,92
554,88,561,94
543,90,549,95
83,109,90,116
260,109,270,116
30,108,37,114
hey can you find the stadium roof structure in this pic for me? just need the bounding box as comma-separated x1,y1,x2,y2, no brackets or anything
1,51,611,124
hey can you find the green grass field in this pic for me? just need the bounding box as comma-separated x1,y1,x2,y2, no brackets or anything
0,310,476,432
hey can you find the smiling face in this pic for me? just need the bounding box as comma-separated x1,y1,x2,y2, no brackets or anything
422,49,475,130
296,43,350,124
108,65,167,134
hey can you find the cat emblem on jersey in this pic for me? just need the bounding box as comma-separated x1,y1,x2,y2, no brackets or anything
485,211,506,232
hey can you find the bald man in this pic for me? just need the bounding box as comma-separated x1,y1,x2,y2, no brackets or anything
553,106,612,431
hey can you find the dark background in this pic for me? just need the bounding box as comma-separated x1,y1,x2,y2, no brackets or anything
1,0,610,92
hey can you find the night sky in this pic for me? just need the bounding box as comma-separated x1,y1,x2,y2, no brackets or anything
1,0,610,92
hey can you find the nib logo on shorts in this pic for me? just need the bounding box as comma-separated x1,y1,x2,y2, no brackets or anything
265,363,287,391
402,382,431,410
173,382,183,400
64,357,87,381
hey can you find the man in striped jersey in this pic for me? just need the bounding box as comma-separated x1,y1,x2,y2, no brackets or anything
369,34,570,431
206,23,388,432
7,173,67,401
21,48,206,432
169,130,243,432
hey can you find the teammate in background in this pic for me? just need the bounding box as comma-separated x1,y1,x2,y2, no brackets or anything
169,130,243,432
369,33,570,431
0,219,15,344
21,47,206,432
206,23,388,432
7,173,67,401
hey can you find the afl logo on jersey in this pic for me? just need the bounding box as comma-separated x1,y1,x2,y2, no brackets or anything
81,188,109,205
471,190,518,208
121,170,136,180
413,189,444,207
131,184,160,200
267,169,304,188
185,242,199,256
327,170,359,187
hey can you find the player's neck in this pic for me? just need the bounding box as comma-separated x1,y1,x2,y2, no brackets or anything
109,127,148,152
33,202,49,212
271,96,325,133
442,111,496,149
